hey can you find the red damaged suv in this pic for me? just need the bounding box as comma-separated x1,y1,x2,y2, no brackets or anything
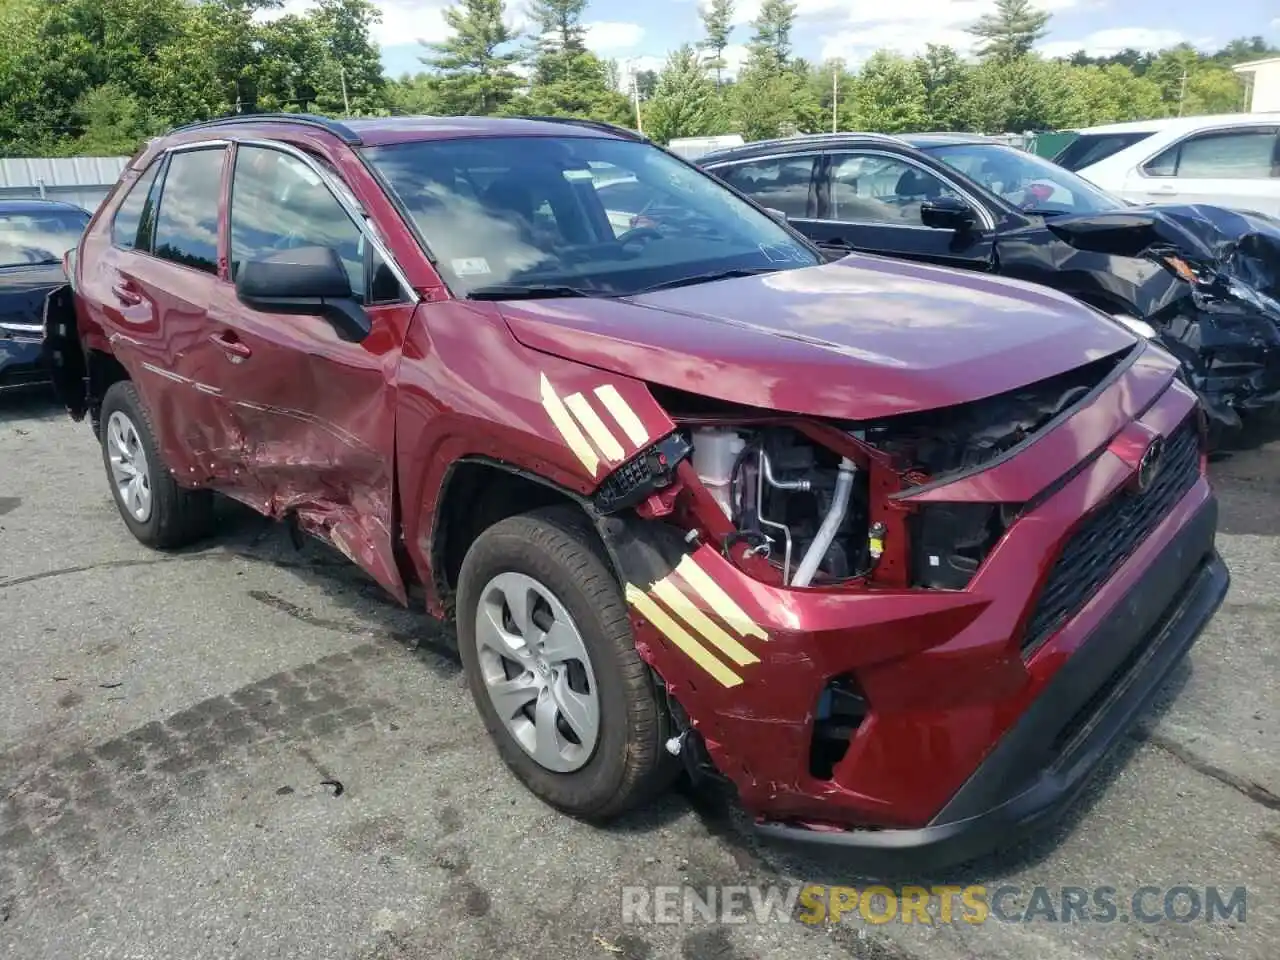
47,114,1229,870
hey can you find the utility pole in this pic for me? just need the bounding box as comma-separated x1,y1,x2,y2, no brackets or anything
340,66,351,114
832,67,839,133
627,61,643,134
1177,69,1188,117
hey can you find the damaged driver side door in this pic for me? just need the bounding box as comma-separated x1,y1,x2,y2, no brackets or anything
204,142,415,602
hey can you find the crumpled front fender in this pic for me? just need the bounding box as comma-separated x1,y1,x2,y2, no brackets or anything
1049,204,1280,437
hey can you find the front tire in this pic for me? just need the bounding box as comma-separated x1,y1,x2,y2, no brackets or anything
456,506,676,821
99,381,213,549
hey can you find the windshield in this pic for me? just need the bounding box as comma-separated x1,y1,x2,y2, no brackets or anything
923,143,1124,216
0,209,89,268
363,136,819,297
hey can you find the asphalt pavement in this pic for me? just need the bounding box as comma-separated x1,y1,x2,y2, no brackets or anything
0,388,1276,960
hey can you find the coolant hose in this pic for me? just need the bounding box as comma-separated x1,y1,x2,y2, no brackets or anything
791,457,856,587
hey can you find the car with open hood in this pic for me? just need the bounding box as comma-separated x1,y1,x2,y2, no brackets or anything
700,132,1280,441
46,113,1228,871
0,199,90,390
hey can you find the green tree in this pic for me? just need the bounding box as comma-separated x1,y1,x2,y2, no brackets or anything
967,0,1050,62
70,83,152,155
310,0,386,114
423,0,521,114
645,45,720,143
386,72,446,115
914,44,979,131
526,0,587,64
698,0,734,84
746,0,796,71
848,52,928,132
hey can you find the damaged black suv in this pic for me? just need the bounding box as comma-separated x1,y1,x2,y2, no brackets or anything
701,132,1280,441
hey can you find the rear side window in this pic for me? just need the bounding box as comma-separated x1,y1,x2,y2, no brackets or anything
151,148,225,274
1145,129,1280,179
111,161,161,249
1053,132,1154,171
715,156,815,219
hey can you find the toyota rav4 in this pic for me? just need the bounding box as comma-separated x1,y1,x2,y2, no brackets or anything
46,114,1229,870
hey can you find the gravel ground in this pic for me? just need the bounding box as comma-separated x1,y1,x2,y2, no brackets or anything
1,388,1276,960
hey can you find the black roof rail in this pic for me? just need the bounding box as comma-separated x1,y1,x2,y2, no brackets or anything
510,115,646,141
166,112,362,145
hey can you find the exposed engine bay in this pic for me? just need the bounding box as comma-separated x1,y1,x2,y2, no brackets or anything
669,351,1125,589
689,426,875,587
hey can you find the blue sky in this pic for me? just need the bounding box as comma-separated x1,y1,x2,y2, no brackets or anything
274,0,1280,79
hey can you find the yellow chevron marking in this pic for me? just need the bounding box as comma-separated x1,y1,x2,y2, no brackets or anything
564,392,625,462
540,373,599,476
651,579,759,667
594,384,650,448
626,585,743,688
674,555,768,641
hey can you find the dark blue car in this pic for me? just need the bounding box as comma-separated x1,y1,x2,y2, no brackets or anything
0,199,91,389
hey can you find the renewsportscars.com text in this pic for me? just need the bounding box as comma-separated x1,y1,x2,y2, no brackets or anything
621,884,1248,926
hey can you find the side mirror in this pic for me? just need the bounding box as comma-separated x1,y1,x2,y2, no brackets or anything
920,196,976,231
235,246,371,343
763,206,789,224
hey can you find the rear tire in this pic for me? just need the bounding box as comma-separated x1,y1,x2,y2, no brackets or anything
456,506,676,821
99,380,214,549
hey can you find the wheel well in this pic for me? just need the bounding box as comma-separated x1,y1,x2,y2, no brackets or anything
431,461,597,618
87,349,130,424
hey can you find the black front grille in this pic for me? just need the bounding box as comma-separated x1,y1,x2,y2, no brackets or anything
1021,417,1201,656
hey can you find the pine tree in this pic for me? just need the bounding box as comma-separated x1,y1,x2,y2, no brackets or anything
645,45,720,143
526,0,587,56
423,0,521,115
698,0,734,85
746,0,795,73
967,0,1050,62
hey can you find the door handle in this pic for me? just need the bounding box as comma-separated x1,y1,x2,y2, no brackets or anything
111,279,143,306
209,331,252,362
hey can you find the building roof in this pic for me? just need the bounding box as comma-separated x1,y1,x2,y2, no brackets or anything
1232,57,1280,73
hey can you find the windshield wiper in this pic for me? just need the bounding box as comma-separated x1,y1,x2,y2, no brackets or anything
466,283,601,301
627,267,777,296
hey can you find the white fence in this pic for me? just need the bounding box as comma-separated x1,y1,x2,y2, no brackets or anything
0,156,129,213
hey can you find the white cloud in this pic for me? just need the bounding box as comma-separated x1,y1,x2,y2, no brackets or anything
748,0,1083,65
585,21,645,51
1038,27,1186,59
259,1,454,47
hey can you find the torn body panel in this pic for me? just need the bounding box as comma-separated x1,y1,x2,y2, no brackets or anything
1041,203,1280,433
602,368,1210,829
394,300,677,616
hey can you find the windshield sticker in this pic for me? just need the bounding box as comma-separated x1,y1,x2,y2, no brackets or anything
452,257,491,276
563,168,595,181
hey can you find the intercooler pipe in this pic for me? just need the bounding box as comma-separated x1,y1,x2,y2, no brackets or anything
791,457,856,588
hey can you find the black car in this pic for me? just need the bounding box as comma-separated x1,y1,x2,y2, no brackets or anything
0,199,91,390
699,133,1280,440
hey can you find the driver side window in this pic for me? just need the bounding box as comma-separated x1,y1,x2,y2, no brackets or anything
827,153,960,226
230,145,369,301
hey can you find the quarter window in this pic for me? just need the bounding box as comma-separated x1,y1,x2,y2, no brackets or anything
151,149,225,274
230,145,382,302
715,156,815,218
111,160,162,250
827,153,961,225
1144,129,1279,179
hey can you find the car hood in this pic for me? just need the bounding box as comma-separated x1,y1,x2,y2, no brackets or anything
500,254,1135,420
0,262,66,330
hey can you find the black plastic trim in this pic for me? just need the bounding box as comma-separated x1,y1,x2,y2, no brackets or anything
754,494,1227,874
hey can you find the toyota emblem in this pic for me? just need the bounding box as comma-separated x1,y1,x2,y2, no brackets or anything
1136,436,1165,493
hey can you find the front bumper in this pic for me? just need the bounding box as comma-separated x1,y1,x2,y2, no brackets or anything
0,330,48,388
754,497,1227,873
